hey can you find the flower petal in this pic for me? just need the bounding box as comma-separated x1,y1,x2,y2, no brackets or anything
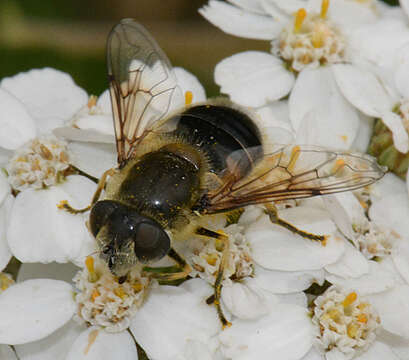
349,18,409,71
378,328,409,360
325,242,369,279
15,320,86,360
380,111,409,153
68,142,117,179
219,303,314,360
0,88,36,150
215,51,295,107
354,340,400,360
0,195,13,271
174,67,206,104
247,211,344,271
332,64,393,117
326,260,397,296
221,280,273,319
199,0,281,40
368,285,409,338
66,327,138,360
253,265,325,294
290,67,360,149
130,279,219,360
7,175,96,264
0,279,75,344
369,193,409,239
394,42,409,99
1,68,88,133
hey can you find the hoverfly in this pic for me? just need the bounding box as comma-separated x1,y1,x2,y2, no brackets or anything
61,18,385,327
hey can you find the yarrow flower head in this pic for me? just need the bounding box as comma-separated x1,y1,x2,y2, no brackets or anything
189,223,254,284
312,286,380,359
274,1,347,72
6,135,70,191
74,256,150,333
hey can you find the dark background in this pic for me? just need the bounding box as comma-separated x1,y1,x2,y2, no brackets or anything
0,0,400,97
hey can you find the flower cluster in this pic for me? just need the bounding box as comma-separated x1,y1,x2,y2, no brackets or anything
0,1,409,359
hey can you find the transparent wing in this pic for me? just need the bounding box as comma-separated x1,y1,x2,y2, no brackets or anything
204,144,387,213
107,18,183,165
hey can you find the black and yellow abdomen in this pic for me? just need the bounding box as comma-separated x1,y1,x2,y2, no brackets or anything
172,103,263,178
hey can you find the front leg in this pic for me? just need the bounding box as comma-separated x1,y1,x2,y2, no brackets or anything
58,168,116,214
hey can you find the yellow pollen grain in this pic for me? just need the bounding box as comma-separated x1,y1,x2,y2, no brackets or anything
343,292,357,307
327,308,340,321
294,8,307,33
321,0,330,19
356,313,368,323
85,256,98,282
288,145,301,172
185,91,193,106
332,159,345,174
91,289,100,302
0,274,14,291
347,323,359,338
206,254,219,266
114,286,127,299
87,95,98,108
312,29,325,48
341,135,348,142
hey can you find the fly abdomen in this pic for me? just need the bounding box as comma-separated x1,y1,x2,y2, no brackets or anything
117,149,201,225
172,103,263,178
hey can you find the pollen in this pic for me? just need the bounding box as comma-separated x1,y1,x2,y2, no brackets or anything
288,145,301,172
273,2,345,72
320,0,330,19
185,90,193,106
6,135,70,191
312,286,380,357
294,8,307,33
87,95,98,108
74,258,150,333
85,256,98,283
343,292,357,307
0,273,14,292
332,159,345,174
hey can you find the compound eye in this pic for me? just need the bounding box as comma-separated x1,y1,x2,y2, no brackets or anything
133,221,171,263
89,200,121,237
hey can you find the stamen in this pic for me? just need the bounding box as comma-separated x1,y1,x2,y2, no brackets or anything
320,0,330,19
294,9,307,33
332,159,345,174
185,91,193,106
87,95,98,108
91,289,100,302
85,256,98,282
356,313,368,323
113,286,127,299
288,145,301,172
343,292,357,307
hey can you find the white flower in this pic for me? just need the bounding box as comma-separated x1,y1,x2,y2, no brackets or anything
0,261,220,360
200,0,399,150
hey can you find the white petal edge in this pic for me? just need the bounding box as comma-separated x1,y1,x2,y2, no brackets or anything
0,88,36,150
219,303,314,360
16,320,86,360
66,327,138,360
0,279,75,344
199,0,282,40
7,175,96,264
380,111,409,153
174,67,206,104
215,51,294,107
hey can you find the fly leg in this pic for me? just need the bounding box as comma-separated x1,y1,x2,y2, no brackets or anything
143,248,192,282
57,168,116,214
195,227,231,329
265,203,327,243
